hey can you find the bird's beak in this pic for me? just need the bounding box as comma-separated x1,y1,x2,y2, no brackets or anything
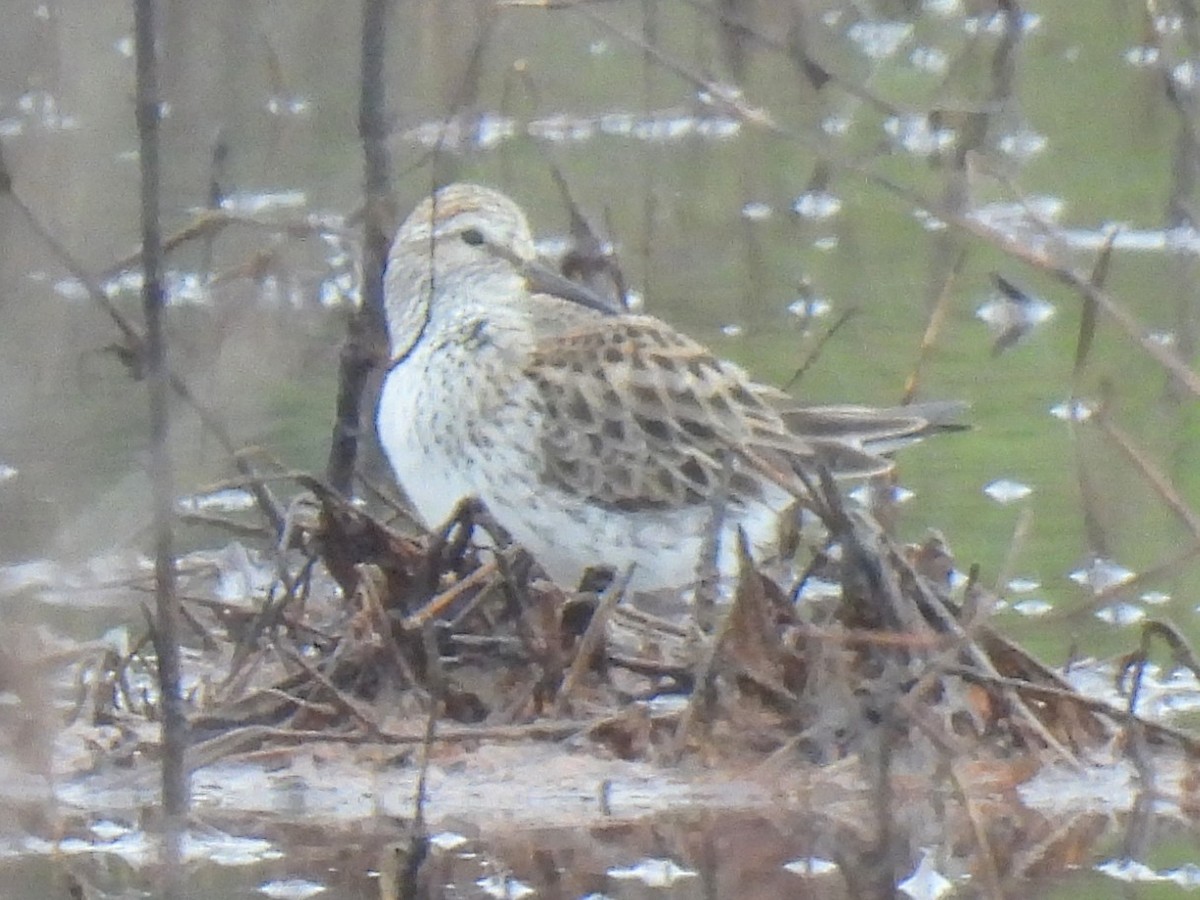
483,241,622,316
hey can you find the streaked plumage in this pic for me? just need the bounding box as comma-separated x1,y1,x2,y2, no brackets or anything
378,183,960,592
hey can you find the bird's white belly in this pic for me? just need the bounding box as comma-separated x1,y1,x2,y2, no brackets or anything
378,360,477,529
479,476,790,592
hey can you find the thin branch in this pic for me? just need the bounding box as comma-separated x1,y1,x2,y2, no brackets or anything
133,0,188,853
326,0,394,494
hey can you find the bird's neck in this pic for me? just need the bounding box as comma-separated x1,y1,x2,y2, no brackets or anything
384,249,533,363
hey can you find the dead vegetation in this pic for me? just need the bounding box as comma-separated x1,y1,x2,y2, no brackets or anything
38,448,1200,897
66,456,1200,778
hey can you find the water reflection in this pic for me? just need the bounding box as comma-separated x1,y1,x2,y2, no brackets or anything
11,778,1200,898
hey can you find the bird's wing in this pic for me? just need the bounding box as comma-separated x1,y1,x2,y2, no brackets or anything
775,400,968,468
524,315,895,510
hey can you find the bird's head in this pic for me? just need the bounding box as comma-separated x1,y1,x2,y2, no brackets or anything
393,182,538,264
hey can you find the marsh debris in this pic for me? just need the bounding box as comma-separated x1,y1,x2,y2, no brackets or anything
57,469,1198,785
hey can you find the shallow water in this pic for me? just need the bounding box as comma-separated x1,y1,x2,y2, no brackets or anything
6,735,1200,899
2,0,1200,894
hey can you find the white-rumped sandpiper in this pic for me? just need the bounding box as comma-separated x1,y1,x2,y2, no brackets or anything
378,183,960,592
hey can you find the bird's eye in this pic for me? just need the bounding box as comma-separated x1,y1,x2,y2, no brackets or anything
460,228,485,246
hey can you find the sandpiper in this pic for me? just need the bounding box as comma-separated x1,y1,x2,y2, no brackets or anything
378,183,959,592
